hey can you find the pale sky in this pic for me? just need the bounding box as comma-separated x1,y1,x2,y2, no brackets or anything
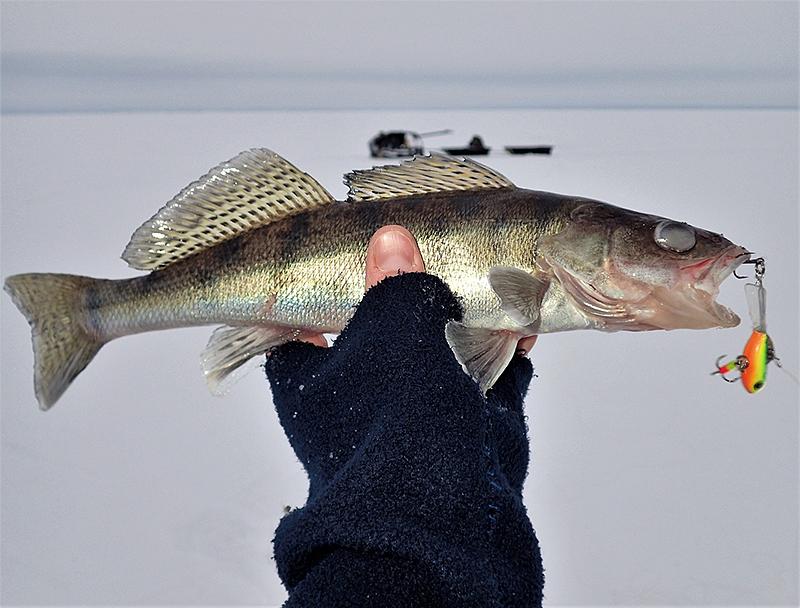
2,0,798,112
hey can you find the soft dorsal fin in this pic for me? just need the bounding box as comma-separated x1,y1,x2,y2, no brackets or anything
122,149,335,271
345,154,515,202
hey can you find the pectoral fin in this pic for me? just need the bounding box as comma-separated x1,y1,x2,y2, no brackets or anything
488,266,549,326
445,322,521,394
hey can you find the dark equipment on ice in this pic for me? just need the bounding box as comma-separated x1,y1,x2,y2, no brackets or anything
442,136,491,156
505,145,553,156
369,130,451,158
369,130,553,158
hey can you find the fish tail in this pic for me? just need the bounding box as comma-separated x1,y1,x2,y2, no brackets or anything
4,273,105,410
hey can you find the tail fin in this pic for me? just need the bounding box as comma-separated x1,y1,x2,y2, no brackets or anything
4,273,104,410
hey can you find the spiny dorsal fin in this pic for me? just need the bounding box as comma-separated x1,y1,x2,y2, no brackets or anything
123,149,335,271
345,154,515,202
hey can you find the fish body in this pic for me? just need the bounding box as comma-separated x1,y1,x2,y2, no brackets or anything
88,188,570,337
5,150,749,409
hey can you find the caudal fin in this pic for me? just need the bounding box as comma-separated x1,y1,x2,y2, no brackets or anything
4,273,104,410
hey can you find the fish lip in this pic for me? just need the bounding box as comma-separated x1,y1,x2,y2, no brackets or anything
701,290,741,328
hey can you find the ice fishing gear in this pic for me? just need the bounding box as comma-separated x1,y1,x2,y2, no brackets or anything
368,130,452,158
712,257,782,393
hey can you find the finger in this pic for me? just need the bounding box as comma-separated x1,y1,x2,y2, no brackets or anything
299,333,329,348
365,225,425,290
517,335,538,355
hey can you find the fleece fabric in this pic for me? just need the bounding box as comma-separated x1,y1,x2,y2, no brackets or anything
265,273,544,607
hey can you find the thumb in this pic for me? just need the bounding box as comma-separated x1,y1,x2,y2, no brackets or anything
365,225,426,290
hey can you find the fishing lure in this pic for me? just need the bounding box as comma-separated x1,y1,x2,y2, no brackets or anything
712,258,781,393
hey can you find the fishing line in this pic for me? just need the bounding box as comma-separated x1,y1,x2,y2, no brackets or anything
775,363,800,385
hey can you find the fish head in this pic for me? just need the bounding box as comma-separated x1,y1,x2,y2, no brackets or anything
539,200,750,331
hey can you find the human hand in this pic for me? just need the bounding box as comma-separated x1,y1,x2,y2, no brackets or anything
265,224,539,493
264,227,543,604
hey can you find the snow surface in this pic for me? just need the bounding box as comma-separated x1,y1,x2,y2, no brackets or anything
1,109,798,605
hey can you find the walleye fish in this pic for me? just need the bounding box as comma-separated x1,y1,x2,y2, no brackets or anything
5,149,749,409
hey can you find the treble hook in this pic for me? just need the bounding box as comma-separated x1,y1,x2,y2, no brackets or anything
712,354,748,383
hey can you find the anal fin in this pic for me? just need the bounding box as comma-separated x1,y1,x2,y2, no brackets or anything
445,322,521,394
202,325,316,395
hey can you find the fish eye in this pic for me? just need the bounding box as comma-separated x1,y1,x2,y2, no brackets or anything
654,220,696,252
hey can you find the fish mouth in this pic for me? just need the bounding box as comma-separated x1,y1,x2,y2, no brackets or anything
552,246,750,331
648,246,750,330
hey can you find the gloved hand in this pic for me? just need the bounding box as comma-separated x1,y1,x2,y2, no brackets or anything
265,226,544,607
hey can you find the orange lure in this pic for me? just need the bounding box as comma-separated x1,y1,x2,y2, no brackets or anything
712,258,780,394
714,331,775,393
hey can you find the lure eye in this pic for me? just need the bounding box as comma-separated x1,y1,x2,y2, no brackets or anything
654,221,696,253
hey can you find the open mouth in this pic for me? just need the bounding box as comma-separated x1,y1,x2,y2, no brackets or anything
669,246,751,329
